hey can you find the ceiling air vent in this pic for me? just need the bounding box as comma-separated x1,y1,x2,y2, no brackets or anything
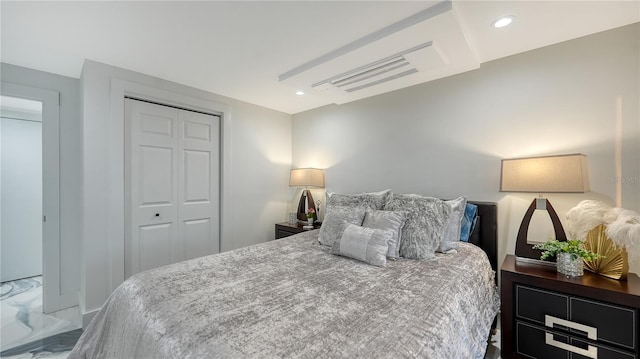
311,42,440,93
344,69,419,93
330,58,411,89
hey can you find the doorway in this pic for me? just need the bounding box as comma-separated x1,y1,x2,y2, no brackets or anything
0,94,76,351
0,82,66,314
0,96,43,282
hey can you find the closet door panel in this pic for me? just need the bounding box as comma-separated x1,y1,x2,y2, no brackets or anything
178,109,220,261
138,146,174,206
183,150,210,202
138,223,175,272
183,218,212,261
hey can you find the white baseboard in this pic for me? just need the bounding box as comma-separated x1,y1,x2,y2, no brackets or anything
81,308,99,329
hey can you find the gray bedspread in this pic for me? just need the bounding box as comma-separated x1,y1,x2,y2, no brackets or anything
70,231,499,359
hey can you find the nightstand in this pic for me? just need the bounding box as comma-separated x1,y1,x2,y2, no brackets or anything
501,254,640,359
274,222,321,239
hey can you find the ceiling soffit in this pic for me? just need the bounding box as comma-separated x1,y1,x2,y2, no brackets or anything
278,1,479,105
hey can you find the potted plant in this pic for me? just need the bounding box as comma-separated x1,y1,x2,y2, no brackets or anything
533,239,603,277
305,208,315,226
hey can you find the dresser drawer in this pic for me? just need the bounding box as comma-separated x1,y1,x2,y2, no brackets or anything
516,321,637,359
517,285,569,325
570,297,637,351
275,223,320,239
516,284,638,351
517,321,569,359
276,229,297,239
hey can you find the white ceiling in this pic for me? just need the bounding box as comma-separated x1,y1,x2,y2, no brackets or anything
1,1,638,114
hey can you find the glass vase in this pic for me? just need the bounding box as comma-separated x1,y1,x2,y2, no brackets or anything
288,212,297,224
557,252,584,277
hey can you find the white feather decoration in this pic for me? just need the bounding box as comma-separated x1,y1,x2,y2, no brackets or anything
565,200,617,241
566,200,640,261
606,208,640,260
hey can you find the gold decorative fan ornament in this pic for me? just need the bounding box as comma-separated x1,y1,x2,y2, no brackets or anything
582,224,629,280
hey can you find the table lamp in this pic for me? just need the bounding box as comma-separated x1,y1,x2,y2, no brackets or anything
500,154,590,259
289,168,325,222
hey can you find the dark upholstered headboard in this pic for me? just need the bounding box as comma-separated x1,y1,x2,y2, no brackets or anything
467,201,498,273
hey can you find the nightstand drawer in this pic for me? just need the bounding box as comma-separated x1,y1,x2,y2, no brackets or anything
517,321,569,359
517,285,569,325
570,338,637,359
275,222,320,239
516,284,638,352
276,229,297,238
570,297,637,350
516,321,637,359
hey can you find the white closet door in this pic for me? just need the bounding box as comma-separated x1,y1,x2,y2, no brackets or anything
125,99,179,277
178,109,220,261
124,99,220,279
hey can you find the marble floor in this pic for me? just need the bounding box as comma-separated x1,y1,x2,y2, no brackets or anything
1,276,82,358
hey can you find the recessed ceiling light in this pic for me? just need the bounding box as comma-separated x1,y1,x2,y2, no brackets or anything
492,16,514,28
295,91,304,96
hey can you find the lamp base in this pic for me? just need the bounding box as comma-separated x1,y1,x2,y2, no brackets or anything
296,189,317,222
515,198,567,260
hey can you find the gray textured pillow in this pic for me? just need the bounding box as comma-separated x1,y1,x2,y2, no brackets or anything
385,194,452,259
330,224,392,267
326,189,391,210
362,210,407,259
438,197,468,253
318,206,367,247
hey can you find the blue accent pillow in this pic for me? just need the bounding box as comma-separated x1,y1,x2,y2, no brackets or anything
460,203,478,242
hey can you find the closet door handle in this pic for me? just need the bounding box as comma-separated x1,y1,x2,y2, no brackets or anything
544,333,598,358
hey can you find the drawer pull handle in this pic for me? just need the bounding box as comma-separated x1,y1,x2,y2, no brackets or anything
545,315,597,340
545,333,598,359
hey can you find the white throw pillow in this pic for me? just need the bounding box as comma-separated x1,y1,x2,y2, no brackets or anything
330,224,393,267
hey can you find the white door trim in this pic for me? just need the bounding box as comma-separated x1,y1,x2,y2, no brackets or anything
108,79,231,295
1,82,74,313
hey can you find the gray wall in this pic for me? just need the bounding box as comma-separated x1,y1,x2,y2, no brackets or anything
1,63,82,295
292,24,640,273
80,60,292,324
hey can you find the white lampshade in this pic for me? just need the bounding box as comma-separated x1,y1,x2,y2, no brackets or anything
500,154,590,193
289,168,325,188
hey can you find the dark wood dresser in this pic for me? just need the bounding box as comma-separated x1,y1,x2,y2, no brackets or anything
501,254,640,359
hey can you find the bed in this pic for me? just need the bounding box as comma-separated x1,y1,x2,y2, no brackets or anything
70,199,499,359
